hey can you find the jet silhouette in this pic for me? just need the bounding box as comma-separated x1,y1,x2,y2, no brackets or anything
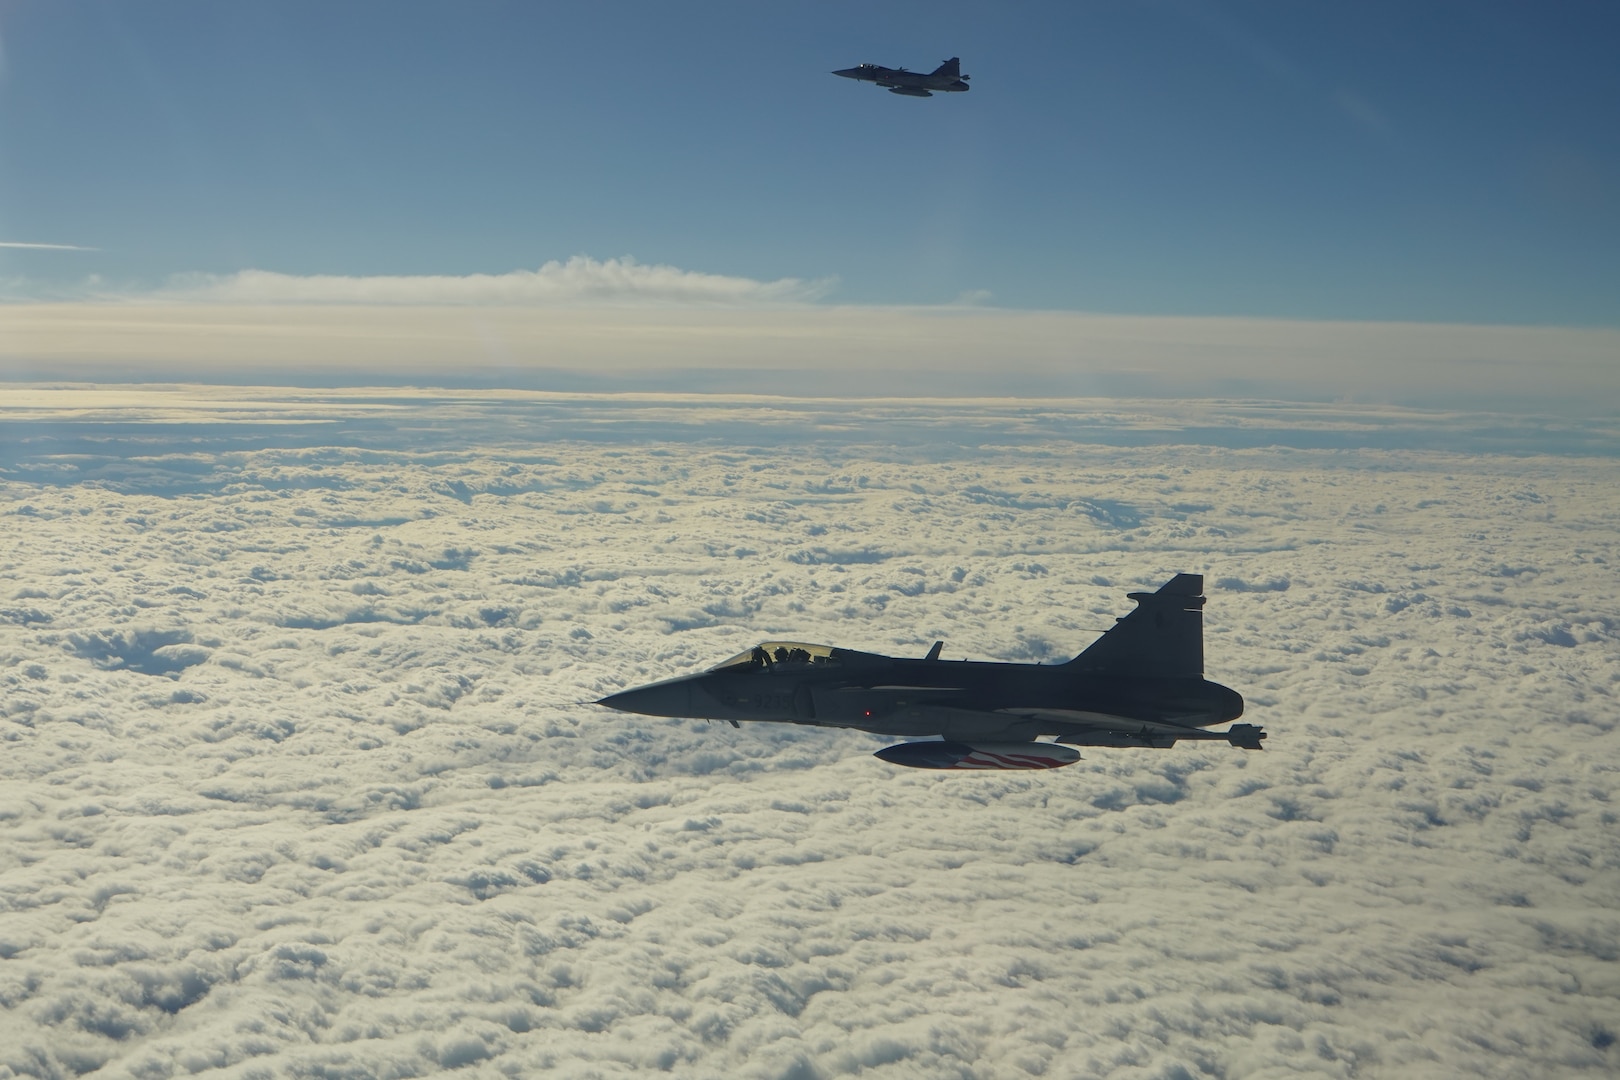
599,574,1260,770
832,57,971,97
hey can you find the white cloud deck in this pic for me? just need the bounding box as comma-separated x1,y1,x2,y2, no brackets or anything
1,396,1616,1076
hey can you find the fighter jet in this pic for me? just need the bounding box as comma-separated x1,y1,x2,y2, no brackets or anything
599,573,1261,770
831,56,970,97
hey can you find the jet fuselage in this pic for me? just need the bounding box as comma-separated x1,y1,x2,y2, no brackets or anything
599,575,1263,765
602,653,1242,742
832,58,970,97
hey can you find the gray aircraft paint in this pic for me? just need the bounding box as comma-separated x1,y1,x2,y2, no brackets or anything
831,57,971,97
599,574,1260,766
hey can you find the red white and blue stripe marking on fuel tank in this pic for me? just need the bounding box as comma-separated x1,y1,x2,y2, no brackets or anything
873,741,1082,770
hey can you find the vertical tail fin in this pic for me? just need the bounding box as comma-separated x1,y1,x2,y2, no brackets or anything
931,57,961,78
1067,574,1205,678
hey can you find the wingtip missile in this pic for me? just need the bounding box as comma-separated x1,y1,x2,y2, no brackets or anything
1226,724,1267,750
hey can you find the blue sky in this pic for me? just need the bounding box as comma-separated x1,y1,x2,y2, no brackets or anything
1,0,1617,324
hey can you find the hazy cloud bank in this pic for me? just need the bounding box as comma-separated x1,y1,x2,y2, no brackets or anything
3,384,1616,458
3,302,1616,415
1,399,1617,1077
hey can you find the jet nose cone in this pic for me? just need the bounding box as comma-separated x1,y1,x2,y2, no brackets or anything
832,68,859,79
598,677,694,718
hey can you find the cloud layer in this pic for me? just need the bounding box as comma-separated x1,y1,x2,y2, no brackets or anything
3,301,1617,415
152,257,834,307
1,395,1617,1078
2,384,1613,458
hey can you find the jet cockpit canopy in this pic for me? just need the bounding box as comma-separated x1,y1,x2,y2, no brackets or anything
711,641,840,672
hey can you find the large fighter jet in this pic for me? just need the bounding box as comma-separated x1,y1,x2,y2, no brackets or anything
599,574,1260,770
831,56,971,97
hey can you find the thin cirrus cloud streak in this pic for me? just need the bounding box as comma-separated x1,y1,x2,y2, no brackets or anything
0,241,98,251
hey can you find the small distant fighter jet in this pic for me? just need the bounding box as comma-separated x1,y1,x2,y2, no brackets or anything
832,56,970,97
599,574,1260,770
